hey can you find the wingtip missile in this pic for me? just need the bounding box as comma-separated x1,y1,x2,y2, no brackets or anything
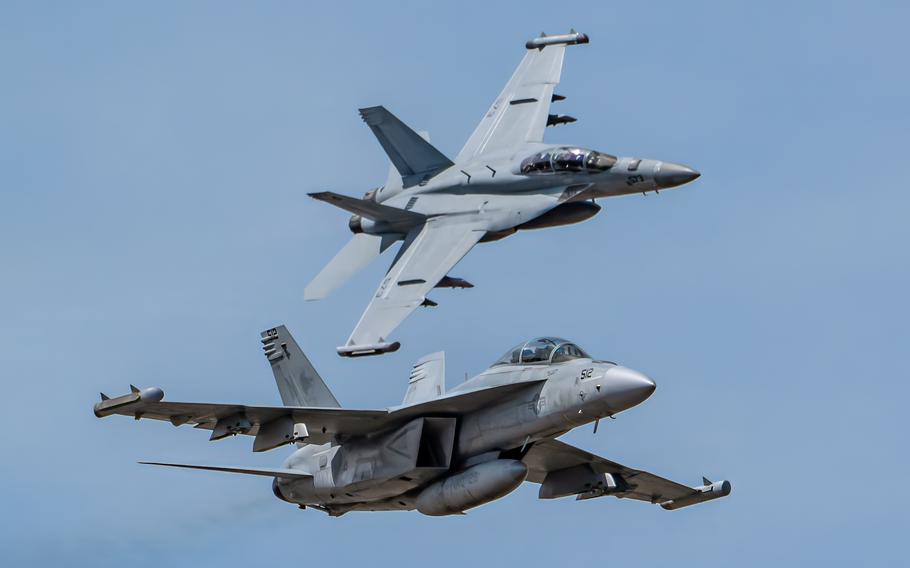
526,31,589,50
659,479,732,510
94,386,165,417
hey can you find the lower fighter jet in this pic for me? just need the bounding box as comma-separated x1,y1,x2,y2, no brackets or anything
306,31,701,356
94,326,730,516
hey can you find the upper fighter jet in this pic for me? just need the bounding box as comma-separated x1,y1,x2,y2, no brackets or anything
306,31,701,357
94,325,730,516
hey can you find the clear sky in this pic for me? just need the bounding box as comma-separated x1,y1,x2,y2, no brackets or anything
1,1,907,566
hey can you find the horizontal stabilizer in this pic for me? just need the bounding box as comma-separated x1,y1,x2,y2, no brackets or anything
139,461,312,479
359,106,454,187
308,191,424,229
305,233,397,301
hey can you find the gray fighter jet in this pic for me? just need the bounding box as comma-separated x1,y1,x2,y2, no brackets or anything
306,31,701,357
94,325,730,516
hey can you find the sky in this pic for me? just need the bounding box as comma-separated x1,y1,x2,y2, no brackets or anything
1,1,907,565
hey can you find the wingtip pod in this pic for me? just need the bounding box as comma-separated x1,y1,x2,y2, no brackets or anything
94,386,165,417
659,480,732,510
337,341,401,358
526,31,589,50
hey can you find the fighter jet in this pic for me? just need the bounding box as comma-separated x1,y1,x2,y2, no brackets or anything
94,325,730,516
306,31,701,357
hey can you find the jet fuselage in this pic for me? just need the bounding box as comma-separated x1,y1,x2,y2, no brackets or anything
356,145,697,239
274,356,655,514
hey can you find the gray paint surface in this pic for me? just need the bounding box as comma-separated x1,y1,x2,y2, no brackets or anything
95,326,730,516
305,33,701,355
5,3,907,564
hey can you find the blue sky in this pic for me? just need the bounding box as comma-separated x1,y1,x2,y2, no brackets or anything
1,1,907,565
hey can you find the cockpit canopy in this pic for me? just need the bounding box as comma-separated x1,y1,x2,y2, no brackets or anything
519,147,617,175
492,337,592,366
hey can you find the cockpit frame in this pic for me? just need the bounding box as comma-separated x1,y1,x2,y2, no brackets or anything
491,337,593,367
519,147,617,176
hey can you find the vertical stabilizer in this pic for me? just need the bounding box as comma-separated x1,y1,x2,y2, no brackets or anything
403,351,445,405
378,130,431,200
261,326,340,407
359,106,454,187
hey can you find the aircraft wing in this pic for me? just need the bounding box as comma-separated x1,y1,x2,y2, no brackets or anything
94,394,388,447
94,380,542,449
456,33,586,161
339,218,486,356
522,439,731,509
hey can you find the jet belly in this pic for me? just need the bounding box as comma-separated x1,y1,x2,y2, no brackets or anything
389,191,561,234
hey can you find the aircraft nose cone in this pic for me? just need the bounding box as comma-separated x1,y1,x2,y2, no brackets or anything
604,366,656,411
655,162,700,189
